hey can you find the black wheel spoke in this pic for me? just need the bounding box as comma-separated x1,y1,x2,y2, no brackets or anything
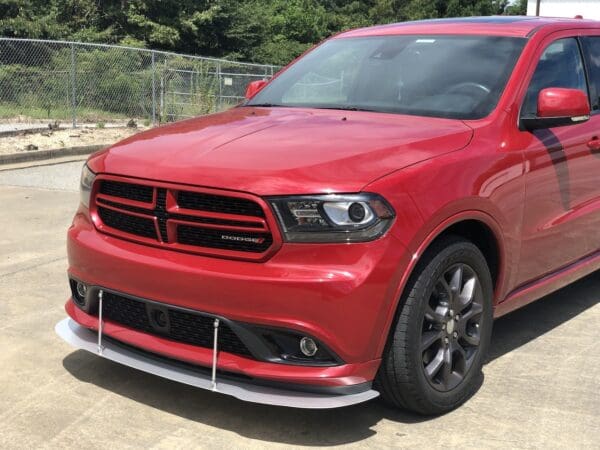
443,347,453,378
457,276,477,311
436,277,452,299
441,347,459,389
425,304,447,323
424,348,444,380
449,266,463,299
450,339,467,365
421,330,443,351
456,339,478,371
444,342,467,389
459,301,483,323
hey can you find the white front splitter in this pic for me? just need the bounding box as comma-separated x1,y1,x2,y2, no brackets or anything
55,318,379,409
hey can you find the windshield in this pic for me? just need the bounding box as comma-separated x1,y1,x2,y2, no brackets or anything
247,35,526,120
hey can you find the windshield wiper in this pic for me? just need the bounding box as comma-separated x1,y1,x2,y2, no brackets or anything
246,104,380,112
246,103,285,107
317,106,380,113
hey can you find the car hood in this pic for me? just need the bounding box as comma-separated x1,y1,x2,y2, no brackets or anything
89,107,473,195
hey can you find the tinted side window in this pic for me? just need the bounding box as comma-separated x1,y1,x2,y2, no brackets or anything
582,36,600,112
522,38,588,117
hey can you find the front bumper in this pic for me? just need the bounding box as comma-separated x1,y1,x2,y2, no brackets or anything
64,208,410,401
56,318,379,408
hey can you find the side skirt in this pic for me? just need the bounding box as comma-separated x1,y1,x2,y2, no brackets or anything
495,249,600,318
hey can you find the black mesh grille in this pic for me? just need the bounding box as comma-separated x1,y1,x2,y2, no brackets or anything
178,191,265,217
178,225,272,252
101,292,253,358
103,292,151,332
96,198,153,215
94,179,273,256
100,180,153,203
98,207,157,239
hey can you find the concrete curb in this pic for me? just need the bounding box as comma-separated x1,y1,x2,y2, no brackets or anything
0,127,50,138
0,125,131,138
0,144,104,165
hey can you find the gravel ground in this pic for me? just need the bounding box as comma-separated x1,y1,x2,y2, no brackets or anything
0,127,145,155
0,121,140,133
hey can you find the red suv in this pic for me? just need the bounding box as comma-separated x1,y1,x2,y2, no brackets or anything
56,16,600,415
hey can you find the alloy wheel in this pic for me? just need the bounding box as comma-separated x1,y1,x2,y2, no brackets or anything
420,263,484,392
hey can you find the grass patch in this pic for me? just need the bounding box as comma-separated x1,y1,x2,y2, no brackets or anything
0,103,132,123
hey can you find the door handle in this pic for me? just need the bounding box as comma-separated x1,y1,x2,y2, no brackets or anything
587,137,600,151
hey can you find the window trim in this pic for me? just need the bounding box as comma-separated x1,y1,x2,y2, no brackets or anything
580,36,600,115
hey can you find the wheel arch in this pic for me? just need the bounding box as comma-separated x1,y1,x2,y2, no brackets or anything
376,211,507,358
430,219,500,289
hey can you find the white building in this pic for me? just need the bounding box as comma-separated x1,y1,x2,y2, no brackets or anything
526,0,600,20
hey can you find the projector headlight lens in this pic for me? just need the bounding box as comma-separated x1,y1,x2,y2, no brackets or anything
269,193,394,243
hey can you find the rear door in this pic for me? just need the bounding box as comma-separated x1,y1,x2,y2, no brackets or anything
516,34,600,285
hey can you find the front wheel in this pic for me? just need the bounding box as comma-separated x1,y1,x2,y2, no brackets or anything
377,236,493,415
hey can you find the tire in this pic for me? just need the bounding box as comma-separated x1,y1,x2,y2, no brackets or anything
376,235,493,415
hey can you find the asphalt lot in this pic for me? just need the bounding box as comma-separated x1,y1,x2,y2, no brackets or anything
0,160,599,449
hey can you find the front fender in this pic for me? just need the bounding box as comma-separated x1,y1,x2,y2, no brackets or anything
364,144,525,357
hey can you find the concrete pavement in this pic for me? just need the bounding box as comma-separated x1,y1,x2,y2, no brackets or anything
0,162,598,449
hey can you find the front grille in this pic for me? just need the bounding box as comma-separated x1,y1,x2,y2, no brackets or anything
101,292,253,358
93,178,275,259
97,207,156,239
100,180,153,203
178,191,265,217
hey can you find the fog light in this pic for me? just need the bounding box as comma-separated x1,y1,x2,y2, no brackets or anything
76,282,87,300
299,337,318,357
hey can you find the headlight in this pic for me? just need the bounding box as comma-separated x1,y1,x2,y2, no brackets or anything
269,193,395,243
79,164,96,208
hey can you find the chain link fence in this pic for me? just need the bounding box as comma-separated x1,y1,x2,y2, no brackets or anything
0,38,279,128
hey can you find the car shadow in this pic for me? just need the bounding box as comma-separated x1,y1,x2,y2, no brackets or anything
487,270,599,362
61,271,599,446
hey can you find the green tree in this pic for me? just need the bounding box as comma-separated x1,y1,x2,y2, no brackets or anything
0,0,531,65
505,0,527,15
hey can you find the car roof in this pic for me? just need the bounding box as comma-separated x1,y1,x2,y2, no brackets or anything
336,16,599,39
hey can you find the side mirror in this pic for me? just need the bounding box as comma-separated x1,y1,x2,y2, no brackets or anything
245,79,268,100
521,87,590,130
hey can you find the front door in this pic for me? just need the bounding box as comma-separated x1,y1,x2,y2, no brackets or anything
517,36,600,285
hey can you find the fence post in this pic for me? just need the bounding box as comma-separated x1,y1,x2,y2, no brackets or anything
70,43,77,128
217,62,222,112
160,75,164,124
151,50,157,126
